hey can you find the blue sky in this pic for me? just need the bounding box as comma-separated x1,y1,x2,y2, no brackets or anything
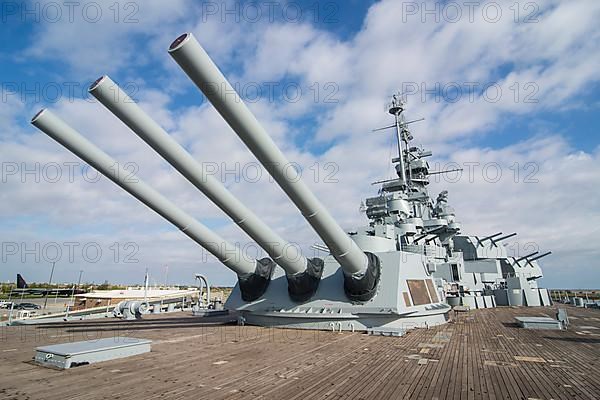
1,0,599,288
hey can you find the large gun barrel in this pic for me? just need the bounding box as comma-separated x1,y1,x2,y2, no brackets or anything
31,109,256,277
168,33,370,280
89,76,308,277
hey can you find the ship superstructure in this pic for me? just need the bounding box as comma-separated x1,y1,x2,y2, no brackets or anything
360,94,552,310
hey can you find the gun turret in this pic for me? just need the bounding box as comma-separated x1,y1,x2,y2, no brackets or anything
169,33,379,302
89,76,322,302
31,109,274,301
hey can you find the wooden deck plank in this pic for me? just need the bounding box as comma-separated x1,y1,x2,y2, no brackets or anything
0,306,599,400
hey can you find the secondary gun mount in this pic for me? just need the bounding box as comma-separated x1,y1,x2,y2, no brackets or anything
169,33,379,302
31,109,274,301
89,76,322,302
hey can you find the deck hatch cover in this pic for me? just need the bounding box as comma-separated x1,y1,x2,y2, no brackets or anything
34,337,152,369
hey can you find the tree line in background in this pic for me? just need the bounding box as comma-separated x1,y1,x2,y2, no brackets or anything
1,280,235,297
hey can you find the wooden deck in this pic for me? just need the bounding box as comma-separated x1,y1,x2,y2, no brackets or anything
0,306,599,399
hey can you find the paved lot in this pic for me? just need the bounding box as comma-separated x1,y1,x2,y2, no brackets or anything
1,297,74,321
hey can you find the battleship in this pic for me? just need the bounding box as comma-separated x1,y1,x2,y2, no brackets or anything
30,33,552,334
4,32,598,400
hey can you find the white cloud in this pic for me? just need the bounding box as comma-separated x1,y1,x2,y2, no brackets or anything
23,0,190,77
313,0,600,143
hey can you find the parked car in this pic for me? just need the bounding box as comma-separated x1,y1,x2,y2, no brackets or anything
15,302,41,310
0,301,15,309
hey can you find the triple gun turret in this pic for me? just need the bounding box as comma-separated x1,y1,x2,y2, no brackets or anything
31,33,380,303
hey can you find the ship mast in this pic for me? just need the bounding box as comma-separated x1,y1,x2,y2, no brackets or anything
389,94,408,187
384,94,423,191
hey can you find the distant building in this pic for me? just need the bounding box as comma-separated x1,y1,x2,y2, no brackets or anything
73,288,199,310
